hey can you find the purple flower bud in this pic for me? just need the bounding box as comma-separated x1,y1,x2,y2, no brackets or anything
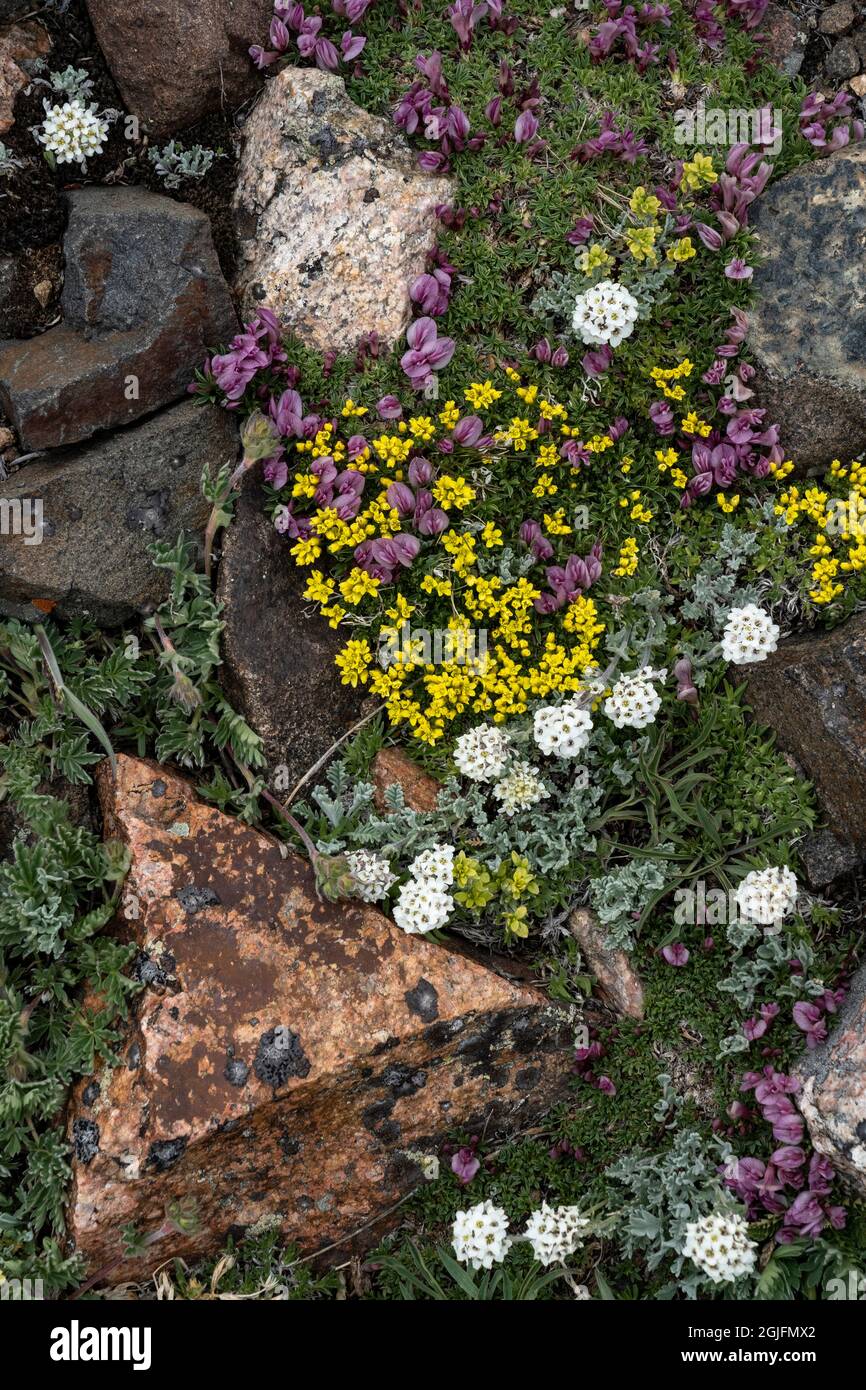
452,414,484,446
408,456,435,487
662,943,690,966
377,395,403,420
674,656,699,705
533,337,552,363
514,110,539,143
386,482,415,515
695,221,722,250
551,345,569,367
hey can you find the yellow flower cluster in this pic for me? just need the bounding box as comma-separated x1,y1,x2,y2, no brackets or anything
649,359,694,401
775,460,866,605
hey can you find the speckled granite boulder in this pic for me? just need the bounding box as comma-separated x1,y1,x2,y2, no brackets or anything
749,146,866,475
796,966,866,1196
233,67,450,351
66,756,582,1284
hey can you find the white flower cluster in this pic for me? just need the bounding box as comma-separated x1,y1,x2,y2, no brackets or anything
346,850,396,904
454,723,511,782
603,668,663,729
492,759,548,816
682,1211,757,1284
452,1201,513,1270
392,842,455,935
721,604,780,664
453,1201,590,1271
735,865,798,927
523,1203,590,1266
38,99,108,166
533,700,593,758
572,279,640,347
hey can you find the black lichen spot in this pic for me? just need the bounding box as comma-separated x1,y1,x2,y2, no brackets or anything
405,977,439,1022
371,1034,400,1056
146,1136,188,1172
254,1026,311,1090
515,1065,541,1092
73,1118,99,1165
176,884,221,914
126,1042,141,1071
224,1058,250,1088
279,1134,302,1160
381,1064,427,1098
132,950,176,995
311,127,340,159
151,779,167,798
362,1098,398,1141
299,254,324,282
82,1081,100,1108
363,186,380,203
856,1119,866,1143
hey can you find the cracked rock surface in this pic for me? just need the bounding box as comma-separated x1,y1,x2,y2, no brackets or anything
66,755,583,1284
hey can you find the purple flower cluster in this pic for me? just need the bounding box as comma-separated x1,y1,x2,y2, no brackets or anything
447,0,511,51
799,89,865,154
793,987,845,1050
400,316,456,390
203,308,287,404
571,109,649,164
723,1068,846,1243
519,539,604,613
575,1037,616,1096
409,247,455,318
531,336,569,367
589,0,672,72
724,0,769,31
393,51,480,174
692,0,724,47
250,2,367,71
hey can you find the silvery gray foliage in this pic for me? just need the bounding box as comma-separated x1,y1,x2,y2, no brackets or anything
680,523,761,631
148,140,219,189
605,1122,740,1298
0,142,23,175
717,926,825,1055
48,66,95,102
590,855,670,951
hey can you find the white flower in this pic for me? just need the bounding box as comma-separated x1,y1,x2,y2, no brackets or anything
454,723,511,782
735,865,798,927
492,759,548,816
533,700,593,758
38,99,108,166
721,604,780,664
392,878,454,934
346,850,397,903
682,1211,757,1284
603,671,662,729
523,1204,589,1266
452,1200,512,1269
408,842,455,890
572,279,640,348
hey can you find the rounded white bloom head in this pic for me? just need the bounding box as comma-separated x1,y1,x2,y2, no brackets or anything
682,1211,757,1284
452,1200,512,1269
492,759,548,816
454,723,511,782
721,604,779,664
572,279,640,347
603,671,662,729
735,864,798,927
533,700,593,758
346,850,397,904
408,842,456,890
524,1203,589,1266
392,878,454,934
38,99,108,166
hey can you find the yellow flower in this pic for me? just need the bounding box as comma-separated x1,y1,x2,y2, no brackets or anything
681,153,717,192
464,380,502,409
629,185,662,218
613,537,639,577
624,224,658,263
432,475,477,510
303,569,335,603
290,536,321,566
579,243,614,275
667,236,697,263
532,473,558,498
335,639,372,686
482,521,504,547
439,399,460,429
716,492,740,513
339,567,381,605
409,415,436,442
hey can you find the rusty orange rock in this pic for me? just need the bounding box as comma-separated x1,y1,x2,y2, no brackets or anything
66,756,582,1284
371,747,442,814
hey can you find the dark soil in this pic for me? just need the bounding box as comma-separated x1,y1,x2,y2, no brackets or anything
1,0,242,342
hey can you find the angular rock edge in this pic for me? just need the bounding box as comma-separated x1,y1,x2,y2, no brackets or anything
65,756,587,1284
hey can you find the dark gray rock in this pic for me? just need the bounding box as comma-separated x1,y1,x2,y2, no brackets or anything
85,0,272,135
798,829,862,890
825,37,860,81
749,147,866,476
216,477,364,790
0,399,237,625
0,187,237,451
740,614,866,853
